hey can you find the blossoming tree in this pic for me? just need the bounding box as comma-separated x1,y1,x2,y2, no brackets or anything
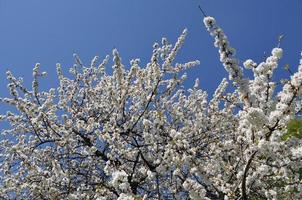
0,15,301,200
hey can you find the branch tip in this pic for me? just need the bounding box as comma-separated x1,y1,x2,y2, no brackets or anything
198,5,207,17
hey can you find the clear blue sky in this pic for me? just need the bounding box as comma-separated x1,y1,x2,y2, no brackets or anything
0,0,302,100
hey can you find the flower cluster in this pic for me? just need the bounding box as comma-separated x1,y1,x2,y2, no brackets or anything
0,16,301,200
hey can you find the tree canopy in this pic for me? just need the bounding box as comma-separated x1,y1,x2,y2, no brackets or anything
0,16,302,200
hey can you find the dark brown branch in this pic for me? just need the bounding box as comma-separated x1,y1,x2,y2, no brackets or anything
198,5,207,17
130,78,161,131
241,150,257,200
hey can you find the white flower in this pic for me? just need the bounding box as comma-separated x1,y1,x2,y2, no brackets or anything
203,16,216,28
111,170,128,189
258,164,269,174
142,119,152,129
271,48,283,59
41,71,47,76
246,107,268,127
147,170,155,179
291,146,302,158
243,59,257,69
117,193,134,200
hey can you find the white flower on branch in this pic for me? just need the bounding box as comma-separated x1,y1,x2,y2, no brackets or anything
0,15,301,200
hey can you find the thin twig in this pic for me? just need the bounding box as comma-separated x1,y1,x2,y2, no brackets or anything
198,5,207,17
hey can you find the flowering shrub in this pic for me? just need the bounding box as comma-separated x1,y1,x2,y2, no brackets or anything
0,15,301,200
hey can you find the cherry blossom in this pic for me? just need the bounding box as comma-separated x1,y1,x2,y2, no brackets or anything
0,15,301,200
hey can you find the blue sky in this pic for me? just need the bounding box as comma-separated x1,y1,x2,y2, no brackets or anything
0,0,302,101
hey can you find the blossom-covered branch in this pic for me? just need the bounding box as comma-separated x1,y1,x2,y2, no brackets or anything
0,16,301,200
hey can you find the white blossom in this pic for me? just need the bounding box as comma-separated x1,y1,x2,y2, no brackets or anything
0,15,301,200
272,48,283,59
243,59,257,69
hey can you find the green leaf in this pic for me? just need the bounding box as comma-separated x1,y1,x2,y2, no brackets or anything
282,119,302,141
